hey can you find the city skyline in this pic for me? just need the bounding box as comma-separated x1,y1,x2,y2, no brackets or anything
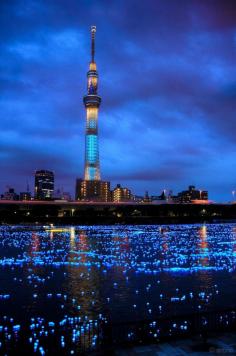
0,0,236,201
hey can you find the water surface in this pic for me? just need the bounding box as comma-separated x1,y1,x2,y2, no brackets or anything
0,223,236,353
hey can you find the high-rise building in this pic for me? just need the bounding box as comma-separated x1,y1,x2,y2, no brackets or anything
112,184,132,202
76,26,110,202
176,185,208,203
34,170,54,200
2,187,19,201
20,181,31,201
75,178,83,201
76,178,111,202
20,192,31,201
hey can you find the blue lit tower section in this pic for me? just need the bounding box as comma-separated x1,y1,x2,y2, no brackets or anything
83,26,101,181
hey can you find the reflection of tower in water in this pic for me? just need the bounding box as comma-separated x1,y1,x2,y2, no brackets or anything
50,230,54,240
78,230,89,264
197,225,212,291
232,226,236,254
31,232,40,253
65,228,103,323
112,234,131,270
161,229,169,252
69,226,76,251
199,225,209,267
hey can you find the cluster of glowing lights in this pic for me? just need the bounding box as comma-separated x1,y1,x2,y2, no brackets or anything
85,135,99,165
0,224,236,352
86,107,98,130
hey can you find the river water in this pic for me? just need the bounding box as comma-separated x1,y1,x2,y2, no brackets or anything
0,223,236,354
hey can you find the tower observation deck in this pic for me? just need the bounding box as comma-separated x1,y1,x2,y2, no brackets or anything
83,26,101,181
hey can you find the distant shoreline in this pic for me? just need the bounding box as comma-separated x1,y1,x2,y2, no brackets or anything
0,201,236,225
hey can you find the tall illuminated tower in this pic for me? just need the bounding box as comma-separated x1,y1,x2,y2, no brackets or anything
75,26,110,201
83,26,101,181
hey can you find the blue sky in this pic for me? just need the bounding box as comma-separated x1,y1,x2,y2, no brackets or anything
0,0,236,201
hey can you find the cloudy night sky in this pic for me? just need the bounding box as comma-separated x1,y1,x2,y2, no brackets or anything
0,0,236,201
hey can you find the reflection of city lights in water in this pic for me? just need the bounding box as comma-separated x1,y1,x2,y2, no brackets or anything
232,227,236,254
162,232,169,252
78,231,89,263
199,225,208,255
70,227,75,250
232,226,236,235
199,225,207,241
31,232,40,252
197,225,211,290
45,228,71,233
50,230,54,240
0,224,236,353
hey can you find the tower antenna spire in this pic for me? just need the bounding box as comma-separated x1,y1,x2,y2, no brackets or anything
91,25,96,62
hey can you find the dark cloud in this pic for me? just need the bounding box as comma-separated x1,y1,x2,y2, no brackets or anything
0,0,236,200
